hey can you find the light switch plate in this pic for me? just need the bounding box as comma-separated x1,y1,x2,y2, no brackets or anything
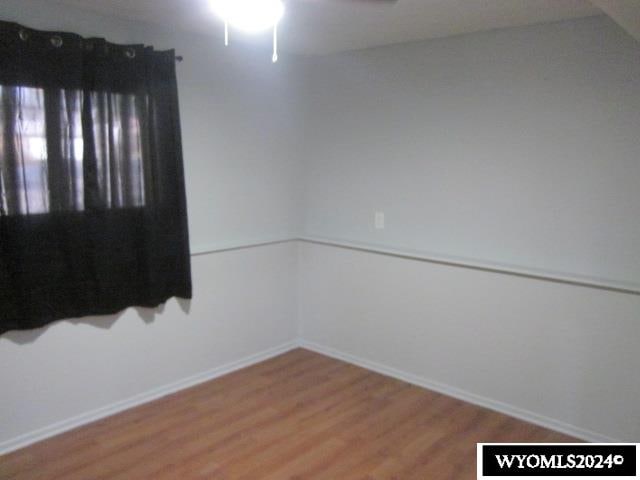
375,211,385,230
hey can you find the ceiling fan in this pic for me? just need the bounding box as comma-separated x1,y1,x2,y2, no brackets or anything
209,0,397,62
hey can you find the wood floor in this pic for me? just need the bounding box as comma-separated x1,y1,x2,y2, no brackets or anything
1,349,575,480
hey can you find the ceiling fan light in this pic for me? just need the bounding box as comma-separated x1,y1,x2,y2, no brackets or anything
210,0,285,34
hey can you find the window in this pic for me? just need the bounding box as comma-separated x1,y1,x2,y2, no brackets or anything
0,85,146,216
0,86,49,214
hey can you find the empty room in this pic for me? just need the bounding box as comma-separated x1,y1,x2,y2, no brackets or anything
1,0,639,478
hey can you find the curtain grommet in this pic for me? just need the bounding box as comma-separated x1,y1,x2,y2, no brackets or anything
125,48,136,59
18,29,30,42
50,35,63,48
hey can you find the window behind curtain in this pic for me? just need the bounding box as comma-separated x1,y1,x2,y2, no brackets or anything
0,85,147,215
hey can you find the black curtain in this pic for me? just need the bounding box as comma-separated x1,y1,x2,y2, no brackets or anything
0,21,192,334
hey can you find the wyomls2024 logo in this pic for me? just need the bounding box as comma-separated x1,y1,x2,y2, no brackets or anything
478,444,639,478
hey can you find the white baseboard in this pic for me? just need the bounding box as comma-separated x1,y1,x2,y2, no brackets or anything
1,338,619,456
299,340,619,444
0,341,299,456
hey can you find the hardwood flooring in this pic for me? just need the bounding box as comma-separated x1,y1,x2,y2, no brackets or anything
0,348,575,479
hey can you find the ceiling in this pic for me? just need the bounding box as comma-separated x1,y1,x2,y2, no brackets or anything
52,0,604,55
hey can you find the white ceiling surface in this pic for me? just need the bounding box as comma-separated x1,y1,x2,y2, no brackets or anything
53,0,604,55
589,0,640,42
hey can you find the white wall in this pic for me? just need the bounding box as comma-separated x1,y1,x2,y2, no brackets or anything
300,16,640,288
2,243,298,448
298,242,640,442
0,0,300,451
298,17,640,442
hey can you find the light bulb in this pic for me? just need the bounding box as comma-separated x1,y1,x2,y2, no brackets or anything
210,0,285,34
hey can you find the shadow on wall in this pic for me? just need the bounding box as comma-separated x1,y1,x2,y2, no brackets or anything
1,298,192,346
